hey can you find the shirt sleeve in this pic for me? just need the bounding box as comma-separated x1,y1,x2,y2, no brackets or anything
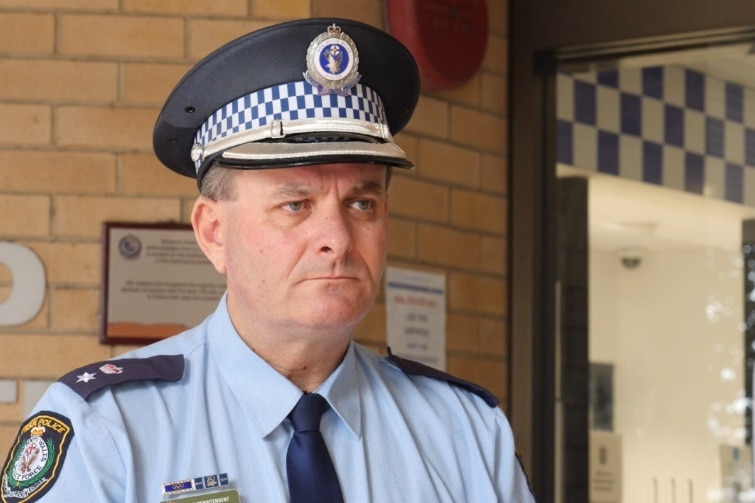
7,383,128,502
495,409,537,502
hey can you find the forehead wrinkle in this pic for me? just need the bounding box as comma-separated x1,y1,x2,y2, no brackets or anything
351,180,385,196
274,181,317,198
270,177,385,199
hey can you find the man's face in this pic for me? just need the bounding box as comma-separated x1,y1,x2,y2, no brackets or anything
196,163,389,340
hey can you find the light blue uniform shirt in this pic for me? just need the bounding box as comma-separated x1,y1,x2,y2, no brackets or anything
18,296,535,502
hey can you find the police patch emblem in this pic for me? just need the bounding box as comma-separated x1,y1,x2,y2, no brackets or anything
1,412,74,503
304,23,361,96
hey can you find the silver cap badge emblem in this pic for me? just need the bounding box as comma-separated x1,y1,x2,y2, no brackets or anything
304,24,361,96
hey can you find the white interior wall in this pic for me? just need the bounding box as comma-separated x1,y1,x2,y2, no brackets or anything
590,245,746,502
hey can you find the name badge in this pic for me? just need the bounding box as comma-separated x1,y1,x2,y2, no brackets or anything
162,489,240,503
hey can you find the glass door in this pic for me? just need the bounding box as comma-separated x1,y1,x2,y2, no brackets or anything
555,43,755,502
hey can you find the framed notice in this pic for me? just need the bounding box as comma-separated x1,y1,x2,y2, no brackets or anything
385,266,446,370
100,222,226,345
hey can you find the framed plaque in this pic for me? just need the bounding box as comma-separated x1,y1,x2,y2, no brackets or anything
99,222,226,345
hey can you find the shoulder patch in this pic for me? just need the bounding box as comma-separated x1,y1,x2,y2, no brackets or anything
58,354,185,399
385,348,499,407
2,411,74,503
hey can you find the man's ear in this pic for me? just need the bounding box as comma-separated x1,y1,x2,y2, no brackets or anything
191,196,227,275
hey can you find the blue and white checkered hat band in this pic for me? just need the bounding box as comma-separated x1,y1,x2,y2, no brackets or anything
193,80,389,170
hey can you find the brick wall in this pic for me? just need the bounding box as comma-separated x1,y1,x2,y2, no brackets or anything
0,0,509,454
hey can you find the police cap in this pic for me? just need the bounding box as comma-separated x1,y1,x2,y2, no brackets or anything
153,18,420,186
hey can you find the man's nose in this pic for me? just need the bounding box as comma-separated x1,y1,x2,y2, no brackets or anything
315,205,354,257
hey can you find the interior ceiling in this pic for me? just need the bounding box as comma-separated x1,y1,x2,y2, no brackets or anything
560,164,755,254
564,43,755,254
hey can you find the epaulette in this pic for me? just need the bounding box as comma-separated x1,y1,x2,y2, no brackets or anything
58,355,185,399
385,348,499,407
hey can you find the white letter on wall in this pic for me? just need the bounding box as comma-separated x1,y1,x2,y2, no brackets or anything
0,243,45,326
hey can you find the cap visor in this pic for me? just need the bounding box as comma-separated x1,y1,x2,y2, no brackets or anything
217,140,414,169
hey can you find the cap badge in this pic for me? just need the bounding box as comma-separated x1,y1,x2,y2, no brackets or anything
304,24,361,96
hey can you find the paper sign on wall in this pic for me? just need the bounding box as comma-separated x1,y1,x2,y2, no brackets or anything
590,431,622,503
385,266,446,370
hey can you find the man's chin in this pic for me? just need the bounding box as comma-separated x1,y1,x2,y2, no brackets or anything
299,299,372,330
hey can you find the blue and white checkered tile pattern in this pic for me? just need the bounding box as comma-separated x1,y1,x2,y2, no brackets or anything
557,65,755,206
195,80,387,150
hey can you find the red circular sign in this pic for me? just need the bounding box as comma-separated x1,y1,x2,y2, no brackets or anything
386,0,488,92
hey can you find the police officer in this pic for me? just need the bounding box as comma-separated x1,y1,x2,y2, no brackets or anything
1,18,535,502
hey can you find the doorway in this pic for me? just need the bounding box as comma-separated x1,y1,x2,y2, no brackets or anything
510,3,755,500
555,46,755,502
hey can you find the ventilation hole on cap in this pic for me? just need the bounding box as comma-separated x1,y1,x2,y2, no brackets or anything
168,137,178,143
185,106,196,113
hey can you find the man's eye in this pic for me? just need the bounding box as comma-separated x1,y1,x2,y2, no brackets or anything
351,200,374,211
284,201,306,212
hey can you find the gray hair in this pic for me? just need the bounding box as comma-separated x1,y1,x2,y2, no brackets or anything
199,164,393,202
199,163,240,201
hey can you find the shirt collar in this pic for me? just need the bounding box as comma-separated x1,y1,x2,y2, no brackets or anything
208,295,362,440
314,343,362,440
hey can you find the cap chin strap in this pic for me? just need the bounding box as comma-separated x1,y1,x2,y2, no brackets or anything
193,117,392,167
219,139,410,165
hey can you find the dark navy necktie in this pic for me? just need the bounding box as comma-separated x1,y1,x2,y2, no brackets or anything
286,393,344,503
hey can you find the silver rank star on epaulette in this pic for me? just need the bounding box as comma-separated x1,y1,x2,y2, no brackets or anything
303,23,361,96
161,472,229,497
